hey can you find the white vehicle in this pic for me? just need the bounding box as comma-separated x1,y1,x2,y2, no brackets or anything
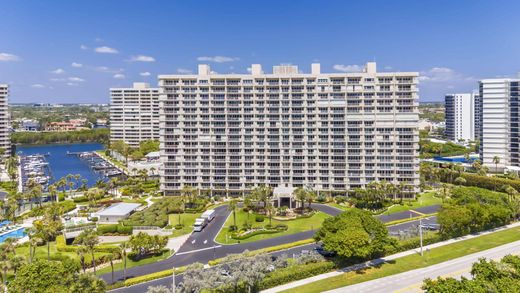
193,218,207,232
201,209,216,222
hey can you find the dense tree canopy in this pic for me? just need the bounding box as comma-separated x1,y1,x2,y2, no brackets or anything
437,186,516,238
315,209,395,260
12,128,109,145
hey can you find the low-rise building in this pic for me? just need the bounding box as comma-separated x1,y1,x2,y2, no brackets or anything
93,202,141,224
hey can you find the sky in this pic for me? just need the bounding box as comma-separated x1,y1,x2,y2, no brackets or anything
1,0,520,103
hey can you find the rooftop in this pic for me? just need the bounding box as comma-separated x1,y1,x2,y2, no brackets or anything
96,203,141,217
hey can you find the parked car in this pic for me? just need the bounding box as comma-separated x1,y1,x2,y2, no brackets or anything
315,246,336,257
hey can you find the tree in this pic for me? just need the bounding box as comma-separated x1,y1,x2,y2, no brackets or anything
307,188,317,208
423,255,520,292
33,215,63,260
454,176,466,185
76,245,88,273
128,232,168,259
8,259,75,293
294,187,308,214
505,185,518,202
493,155,500,173
105,253,117,284
69,273,106,293
139,139,160,155
228,199,238,230
119,242,129,281
73,228,99,274
251,184,273,210
146,285,172,293
315,209,395,260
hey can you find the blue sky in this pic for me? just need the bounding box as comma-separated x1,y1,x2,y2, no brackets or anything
1,0,519,103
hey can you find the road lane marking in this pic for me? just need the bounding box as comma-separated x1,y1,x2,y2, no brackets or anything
204,240,208,244
176,245,222,256
191,239,196,244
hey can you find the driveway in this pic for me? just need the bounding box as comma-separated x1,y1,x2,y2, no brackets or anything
102,202,440,287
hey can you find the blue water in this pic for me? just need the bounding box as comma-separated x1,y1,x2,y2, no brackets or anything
434,156,476,163
17,143,106,188
0,228,26,243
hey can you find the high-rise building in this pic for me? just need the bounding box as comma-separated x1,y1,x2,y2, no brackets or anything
0,84,11,158
444,93,475,142
478,79,520,170
110,82,160,148
159,62,420,197
474,93,481,141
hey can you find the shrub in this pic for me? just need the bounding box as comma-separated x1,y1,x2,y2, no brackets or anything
260,261,336,289
255,215,265,222
174,224,183,230
56,235,120,253
124,266,187,287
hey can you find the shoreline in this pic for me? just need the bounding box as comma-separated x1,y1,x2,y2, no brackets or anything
15,141,105,148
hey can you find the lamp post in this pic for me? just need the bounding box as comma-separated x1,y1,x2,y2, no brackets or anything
172,266,176,293
419,218,424,256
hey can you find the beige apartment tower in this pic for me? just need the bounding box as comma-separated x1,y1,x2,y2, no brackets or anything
159,62,419,197
110,82,160,148
0,84,10,158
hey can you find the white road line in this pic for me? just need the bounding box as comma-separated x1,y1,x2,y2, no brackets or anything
191,239,196,244
176,245,223,256
204,240,208,244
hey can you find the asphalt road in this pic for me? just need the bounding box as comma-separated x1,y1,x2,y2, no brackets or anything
104,203,439,290
325,239,520,293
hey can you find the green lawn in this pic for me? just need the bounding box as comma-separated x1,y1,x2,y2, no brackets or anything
96,250,170,275
168,212,202,237
384,191,442,215
326,203,351,211
15,241,110,264
282,225,520,293
215,209,330,245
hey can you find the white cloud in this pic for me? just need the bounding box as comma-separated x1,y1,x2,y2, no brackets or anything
94,46,119,54
50,78,66,82
333,64,363,73
419,67,474,82
80,45,89,50
177,68,192,74
140,72,151,77
71,62,83,68
129,55,155,62
246,67,252,73
0,53,21,62
95,66,123,74
31,84,45,88
113,73,125,79
51,68,65,74
419,66,478,100
197,56,239,63
66,82,78,86
68,77,85,82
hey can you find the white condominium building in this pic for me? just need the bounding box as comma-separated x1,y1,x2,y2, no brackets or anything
444,93,475,142
0,84,10,158
478,78,520,170
159,62,420,197
110,82,160,148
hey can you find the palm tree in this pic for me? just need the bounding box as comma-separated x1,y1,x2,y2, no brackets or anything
505,185,518,202
26,227,40,263
8,255,24,275
228,199,238,229
119,242,129,281
2,238,17,256
265,202,275,227
48,184,58,202
251,185,272,210
493,155,500,173
181,185,196,208
294,187,308,214
106,253,117,284
34,215,63,260
76,245,88,273
74,228,99,274
149,167,156,177
0,258,10,288
306,188,317,208
440,183,451,203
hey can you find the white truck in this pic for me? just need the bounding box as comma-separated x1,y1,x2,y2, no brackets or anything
201,209,216,222
193,217,207,232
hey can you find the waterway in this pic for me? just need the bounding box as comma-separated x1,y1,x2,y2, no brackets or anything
16,143,106,188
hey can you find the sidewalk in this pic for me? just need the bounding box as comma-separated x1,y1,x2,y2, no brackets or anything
262,221,520,293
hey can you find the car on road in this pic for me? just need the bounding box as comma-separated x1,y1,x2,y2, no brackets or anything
201,209,216,222
315,246,336,257
193,218,207,232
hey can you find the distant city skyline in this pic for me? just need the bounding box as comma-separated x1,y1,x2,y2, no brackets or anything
1,0,520,103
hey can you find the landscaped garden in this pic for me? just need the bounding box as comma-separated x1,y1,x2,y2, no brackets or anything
383,191,442,214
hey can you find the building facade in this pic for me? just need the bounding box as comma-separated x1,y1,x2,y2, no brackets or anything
474,93,481,141
478,79,520,170
159,62,420,197
444,93,475,142
110,82,160,148
0,84,11,158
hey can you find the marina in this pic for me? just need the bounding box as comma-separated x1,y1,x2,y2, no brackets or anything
17,143,111,191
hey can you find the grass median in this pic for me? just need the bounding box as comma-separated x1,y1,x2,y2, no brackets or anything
214,209,329,244
282,225,520,293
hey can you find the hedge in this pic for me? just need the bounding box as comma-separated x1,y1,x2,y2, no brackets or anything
56,235,120,254
231,224,288,240
97,224,133,235
259,261,336,289
123,266,187,287
73,193,106,203
459,173,520,192
208,238,315,266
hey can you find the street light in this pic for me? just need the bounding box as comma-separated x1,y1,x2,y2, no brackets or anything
172,266,176,293
419,218,423,256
